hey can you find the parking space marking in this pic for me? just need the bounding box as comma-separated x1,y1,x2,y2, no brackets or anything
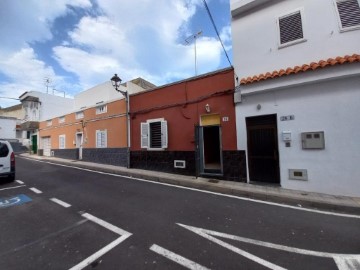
150,244,210,270
0,194,32,208
16,180,24,184
50,198,71,208
178,223,360,270
69,213,132,270
29,187,42,194
0,185,26,191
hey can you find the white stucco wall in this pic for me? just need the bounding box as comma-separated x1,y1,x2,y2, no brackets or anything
20,91,74,121
231,0,360,79
0,117,17,139
236,73,360,197
74,81,148,111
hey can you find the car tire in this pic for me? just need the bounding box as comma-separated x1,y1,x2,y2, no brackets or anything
8,174,15,182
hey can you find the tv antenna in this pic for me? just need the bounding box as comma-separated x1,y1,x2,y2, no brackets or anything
185,30,202,76
44,77,52,94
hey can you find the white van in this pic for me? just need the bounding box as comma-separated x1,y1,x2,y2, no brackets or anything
0,140,15,182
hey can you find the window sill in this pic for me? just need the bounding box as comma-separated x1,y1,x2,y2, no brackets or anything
278,38,307,49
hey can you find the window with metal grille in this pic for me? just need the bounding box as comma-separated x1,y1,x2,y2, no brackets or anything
278,10,304,45
141,119,168,150
336,0,360,30
149,122,162,148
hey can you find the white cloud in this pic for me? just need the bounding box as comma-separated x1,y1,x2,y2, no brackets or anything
0,0,91,54
0,0,91,107
53,0,227,87
0,47,78,107
0,0,231,107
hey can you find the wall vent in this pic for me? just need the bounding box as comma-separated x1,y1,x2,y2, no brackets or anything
279,11,303,44
174,160,186,168
336,0,360,29
289,169,308,181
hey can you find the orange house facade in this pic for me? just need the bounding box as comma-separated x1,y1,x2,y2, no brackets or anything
130,68,246,181
39,98,128,166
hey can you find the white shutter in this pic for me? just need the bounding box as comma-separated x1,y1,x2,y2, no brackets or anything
103,130,107,147
96,130,107,148
336,0,360,29
161,120,168,149
59,135,65,149
141,123,149,148
96,130,102,148
279,11,303,44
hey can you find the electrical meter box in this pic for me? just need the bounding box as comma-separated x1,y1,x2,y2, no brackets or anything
301,131,325,149
282,131,292,141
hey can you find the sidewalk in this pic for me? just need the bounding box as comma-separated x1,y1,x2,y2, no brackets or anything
19,153,360,215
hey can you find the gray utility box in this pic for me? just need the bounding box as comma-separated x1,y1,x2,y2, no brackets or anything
301,131,325,149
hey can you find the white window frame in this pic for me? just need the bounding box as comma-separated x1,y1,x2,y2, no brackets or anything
334,0,360,32
96,105,107,115
141,118,168,151
277,8,307,49
59,135,66,149
96,130,107,148
75,111,84,119
59,116,65,123
47,119,52,126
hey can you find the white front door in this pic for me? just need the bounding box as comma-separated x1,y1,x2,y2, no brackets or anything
76,133,83,160
42,137,51,156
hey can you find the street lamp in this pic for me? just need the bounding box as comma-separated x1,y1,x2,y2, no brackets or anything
111,73,130,169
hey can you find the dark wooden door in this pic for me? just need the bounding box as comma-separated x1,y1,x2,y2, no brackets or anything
246,115,280,184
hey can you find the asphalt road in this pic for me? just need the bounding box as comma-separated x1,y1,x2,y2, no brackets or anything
0,156,359,270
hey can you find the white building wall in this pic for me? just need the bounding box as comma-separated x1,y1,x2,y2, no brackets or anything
231,0,360,79
231,0,360,196
236,73,360,197
0,117,17,139
74,81,146,110
21,91,74,121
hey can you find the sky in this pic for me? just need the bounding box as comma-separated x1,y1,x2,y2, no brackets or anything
0,0,233,108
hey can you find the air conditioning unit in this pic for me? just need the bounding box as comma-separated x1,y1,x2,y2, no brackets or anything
174,160,186,168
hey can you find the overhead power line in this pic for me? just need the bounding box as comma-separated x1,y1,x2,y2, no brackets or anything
202,0,232,67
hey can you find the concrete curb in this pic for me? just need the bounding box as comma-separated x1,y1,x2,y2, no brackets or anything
19,154,360,215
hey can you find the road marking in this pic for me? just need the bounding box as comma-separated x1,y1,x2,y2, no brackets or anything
150,244,210,270
50,198,71,208
20,157,360,219
0,185,26,191
178,223,360,270
178,224,286,270
16,180,24,184
69,213,132,270
0,194,32,208
29,187,42,194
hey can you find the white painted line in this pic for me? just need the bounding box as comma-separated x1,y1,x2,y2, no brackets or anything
69,213,132,270
29,187,42,194
50,198,71,208
334,256,360,270
20,157,360,219
178,223,360,270
150,244,210,270
0,185,26,191
178,224,286,270
81,213,130,236
16,180,24,184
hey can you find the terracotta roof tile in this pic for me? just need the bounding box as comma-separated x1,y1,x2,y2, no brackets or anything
240,54,360,85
